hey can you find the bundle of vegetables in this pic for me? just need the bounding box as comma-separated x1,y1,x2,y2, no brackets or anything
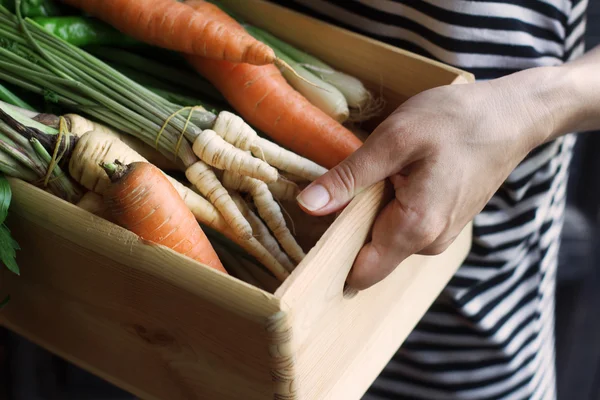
0,3,344,284
0,99,86,304
0,0,380,291
53,0,370,169
0,99,292,289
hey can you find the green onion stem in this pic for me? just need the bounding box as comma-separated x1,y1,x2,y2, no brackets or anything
0,82,33,110
89,46,225,101
0,149,36,180
0,97,56,135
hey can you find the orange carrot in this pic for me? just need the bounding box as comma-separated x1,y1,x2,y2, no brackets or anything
184,0,243,31
61,0,275,65
186,57,363,169
101,160,227,274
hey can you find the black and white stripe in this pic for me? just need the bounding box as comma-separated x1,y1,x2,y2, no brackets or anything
270,1,589,398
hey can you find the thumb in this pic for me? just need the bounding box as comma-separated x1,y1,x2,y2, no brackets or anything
296,134,401,216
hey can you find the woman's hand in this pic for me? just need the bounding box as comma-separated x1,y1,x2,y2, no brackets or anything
296,64,584,290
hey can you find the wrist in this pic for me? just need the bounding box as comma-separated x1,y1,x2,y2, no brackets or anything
488,64,593,148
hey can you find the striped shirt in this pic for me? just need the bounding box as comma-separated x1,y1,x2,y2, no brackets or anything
270,1,589,399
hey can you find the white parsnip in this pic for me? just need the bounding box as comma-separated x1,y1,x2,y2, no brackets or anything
76,191,108,216
279,171,309,183
231,194,295,272
212,111,257,150
185,161,253,240
69,129,146,194
192,129,278,183
223,171,306,264
251,137,327,181
167,177,231,234
267,178,300,201
211,111,327,181
65,113,180,171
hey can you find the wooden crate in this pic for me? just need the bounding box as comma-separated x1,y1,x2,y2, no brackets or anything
0,1,475,399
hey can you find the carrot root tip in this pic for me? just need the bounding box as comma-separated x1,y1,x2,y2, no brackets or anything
274,58,331,92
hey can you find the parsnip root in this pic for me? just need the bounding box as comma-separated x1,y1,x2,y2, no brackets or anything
65,113,179,171
211,111,327,181
267,178,300,201
223,171,306,264
76,191,108,217
69,129,146,194
231,193,295,272
192,129,278,183
185,161,253,240
251,137,327,181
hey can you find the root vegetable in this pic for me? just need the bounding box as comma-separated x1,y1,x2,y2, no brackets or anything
192,129,277,183
64,113,179,171
223,171,305,264
186,57,363,169
184,160,253,240
267,178,300,202
101,161,226,273
231,194,295,272
211,111,327,181
61,0,276,65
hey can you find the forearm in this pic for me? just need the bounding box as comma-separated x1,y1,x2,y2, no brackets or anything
551,45,600,137
487,45,600,146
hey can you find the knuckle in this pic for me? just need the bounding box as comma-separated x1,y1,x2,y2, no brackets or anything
420,241,451,256
329,160,357,196
417,226,440,249
401,205,443,249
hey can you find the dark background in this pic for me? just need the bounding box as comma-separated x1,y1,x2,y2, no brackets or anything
0,2,598,399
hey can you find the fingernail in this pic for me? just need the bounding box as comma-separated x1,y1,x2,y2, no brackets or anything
297,184,330,211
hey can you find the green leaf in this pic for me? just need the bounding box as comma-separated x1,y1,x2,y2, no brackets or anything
0,174,11,225
0,224,19,275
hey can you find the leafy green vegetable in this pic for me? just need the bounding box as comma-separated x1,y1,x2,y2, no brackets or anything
0,174,19,276
0,174,11,224
0,224,19,275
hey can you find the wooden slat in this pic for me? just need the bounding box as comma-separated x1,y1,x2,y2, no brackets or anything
0,179,281,400
274,180,472,399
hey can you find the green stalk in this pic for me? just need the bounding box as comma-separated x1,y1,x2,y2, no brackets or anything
28,19,217,140
148,87,221,112
48,53,193,144
0,136,37,172
0,149,36,180
106,62,224,113
0,70,79,107
27,21,216,127
30,137,81,202
0,61,95,106
0,9,217,167
0,95,55,134
0,82,33,110
89,47,225,102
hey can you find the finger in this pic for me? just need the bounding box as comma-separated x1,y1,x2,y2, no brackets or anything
418,227,463,255
346,197,440,290
295,117,417,216
419,237,453,256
